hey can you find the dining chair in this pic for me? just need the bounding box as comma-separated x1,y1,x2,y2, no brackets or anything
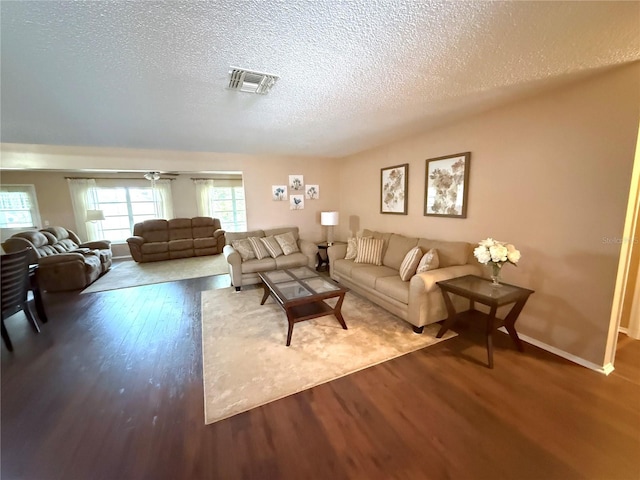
1,247,41,351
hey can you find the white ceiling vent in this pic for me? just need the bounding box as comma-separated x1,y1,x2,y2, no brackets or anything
227,67,278,95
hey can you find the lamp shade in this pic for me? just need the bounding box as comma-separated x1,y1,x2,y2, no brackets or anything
86,209,105,222
321,211,339,226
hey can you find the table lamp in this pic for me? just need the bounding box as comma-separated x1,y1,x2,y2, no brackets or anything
321,211,339,246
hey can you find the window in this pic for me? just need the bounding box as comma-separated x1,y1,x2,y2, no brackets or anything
0,184,42,232
93,187,160,242
194,178,247,232
209,186,247,232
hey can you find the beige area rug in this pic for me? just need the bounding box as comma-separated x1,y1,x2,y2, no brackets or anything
81,254,229,294
201,287,456,424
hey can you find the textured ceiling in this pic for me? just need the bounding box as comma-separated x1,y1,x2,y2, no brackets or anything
1,1,639,159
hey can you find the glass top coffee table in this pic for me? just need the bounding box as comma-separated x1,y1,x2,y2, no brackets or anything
258,266,349,346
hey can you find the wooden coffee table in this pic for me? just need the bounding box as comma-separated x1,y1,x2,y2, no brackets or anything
258,267,349,346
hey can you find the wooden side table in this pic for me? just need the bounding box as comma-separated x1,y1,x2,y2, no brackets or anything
436,275,534,368
316,241,345,272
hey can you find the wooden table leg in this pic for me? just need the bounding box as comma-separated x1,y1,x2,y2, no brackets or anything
285,312,294,347
503,297,530,352
436,290,458,338
486,305,498,369
333,294,348,330
260,284,271,305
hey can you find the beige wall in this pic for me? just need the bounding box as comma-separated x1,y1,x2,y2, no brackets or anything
337,63,640,366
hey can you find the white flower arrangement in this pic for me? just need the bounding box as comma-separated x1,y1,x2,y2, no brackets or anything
473,238,521,283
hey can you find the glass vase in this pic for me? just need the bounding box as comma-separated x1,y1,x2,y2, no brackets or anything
490,263,503,286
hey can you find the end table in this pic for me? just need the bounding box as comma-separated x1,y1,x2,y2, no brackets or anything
436,275,534,368
316,241,345,272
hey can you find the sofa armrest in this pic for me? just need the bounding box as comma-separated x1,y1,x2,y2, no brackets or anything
298,239,318,269
126,236,145,246
213,229,226,239
410,265,483,293
80,240,112,250
223,244,242,288
327,244,347,263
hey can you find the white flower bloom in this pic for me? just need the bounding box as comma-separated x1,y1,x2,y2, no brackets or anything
506,244,521,264
489,244,508,263
479,238,496,248
473,245,492,264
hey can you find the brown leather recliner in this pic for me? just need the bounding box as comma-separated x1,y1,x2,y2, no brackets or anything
1,227,112,292
126,217,225,263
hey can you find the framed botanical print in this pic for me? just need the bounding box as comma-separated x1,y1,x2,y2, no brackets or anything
424,152,470,218
380,164,408,214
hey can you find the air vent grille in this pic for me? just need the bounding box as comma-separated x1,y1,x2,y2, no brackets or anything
228,67,278,95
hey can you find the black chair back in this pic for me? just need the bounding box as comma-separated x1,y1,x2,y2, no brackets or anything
1,247,38,351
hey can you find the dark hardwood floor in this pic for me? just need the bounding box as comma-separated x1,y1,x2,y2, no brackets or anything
2,274,639,480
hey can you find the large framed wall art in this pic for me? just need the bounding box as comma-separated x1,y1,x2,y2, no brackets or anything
424,152,470,218
380,163,408,215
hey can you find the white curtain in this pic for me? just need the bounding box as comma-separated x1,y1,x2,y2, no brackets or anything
67,178,99,242
194,179,215,217
154,179,174,219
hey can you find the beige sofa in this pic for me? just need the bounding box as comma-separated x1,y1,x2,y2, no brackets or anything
223,226,318,291
328,229,482,333
126,217,225,262
2,226,112,292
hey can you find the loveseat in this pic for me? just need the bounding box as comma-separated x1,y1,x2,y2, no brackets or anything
328,229,482,333
223,226,318,291
2,227,113,292
126,217,225,263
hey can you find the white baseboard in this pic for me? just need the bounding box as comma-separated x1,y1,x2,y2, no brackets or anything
618,326,629,335
497,327,614,376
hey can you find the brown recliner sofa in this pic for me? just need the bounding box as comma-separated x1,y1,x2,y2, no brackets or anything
2,227,113,292
126,217,225,263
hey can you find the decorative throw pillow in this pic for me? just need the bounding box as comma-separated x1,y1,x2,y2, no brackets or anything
275,231,300,255
355,237,384,265
260,236,284,258
231,239,256,261
345,237,358,260
399,246,423,281
416,249,439,273
247,236,270,260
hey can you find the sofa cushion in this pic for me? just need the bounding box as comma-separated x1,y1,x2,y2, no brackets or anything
416,248,439,273
141,242,169,254
275,252,308,269
417,239,469,267
247,236,270,260
260,236,284,258
376,276,411,304
241,257,277,273
194,237,217,249
275,231,299,255
168,239,193,251
226,230,265,245
333,258,370,278
232,239,256,261
168,218,193,240
399,246,423,281
361,229,392,256
192,217,221,238
355,237,384,265
350,264,398,289
264,227,299,241
383,234,419,270
141,220,169,243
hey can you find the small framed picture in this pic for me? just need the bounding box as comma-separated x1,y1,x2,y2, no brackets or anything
305,185,319,199
290,194,304,210
272,185,287,201
424,152,470,218
380,164,408,215
289,175,304,191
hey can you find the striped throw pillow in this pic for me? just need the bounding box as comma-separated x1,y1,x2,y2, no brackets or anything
399,246,423,281
355,237,384,265
260,236,284,258
416,249,439,273
247,236,270,260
